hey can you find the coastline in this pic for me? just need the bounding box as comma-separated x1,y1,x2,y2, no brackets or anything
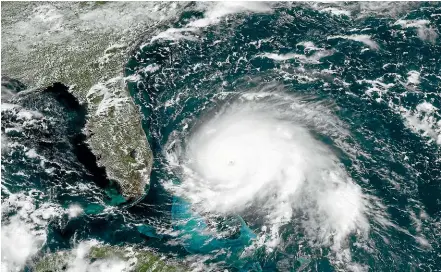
0,2,187,199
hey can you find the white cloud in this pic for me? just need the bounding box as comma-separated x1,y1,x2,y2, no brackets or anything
1,216,45,272
328,35,379,50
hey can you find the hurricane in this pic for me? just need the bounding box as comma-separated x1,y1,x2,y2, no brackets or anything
165,86,371,257
2,2,441,272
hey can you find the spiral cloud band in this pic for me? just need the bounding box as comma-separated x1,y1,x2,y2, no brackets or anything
166,87,370,255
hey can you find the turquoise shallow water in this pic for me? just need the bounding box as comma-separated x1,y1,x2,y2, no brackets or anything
2,3,441,271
